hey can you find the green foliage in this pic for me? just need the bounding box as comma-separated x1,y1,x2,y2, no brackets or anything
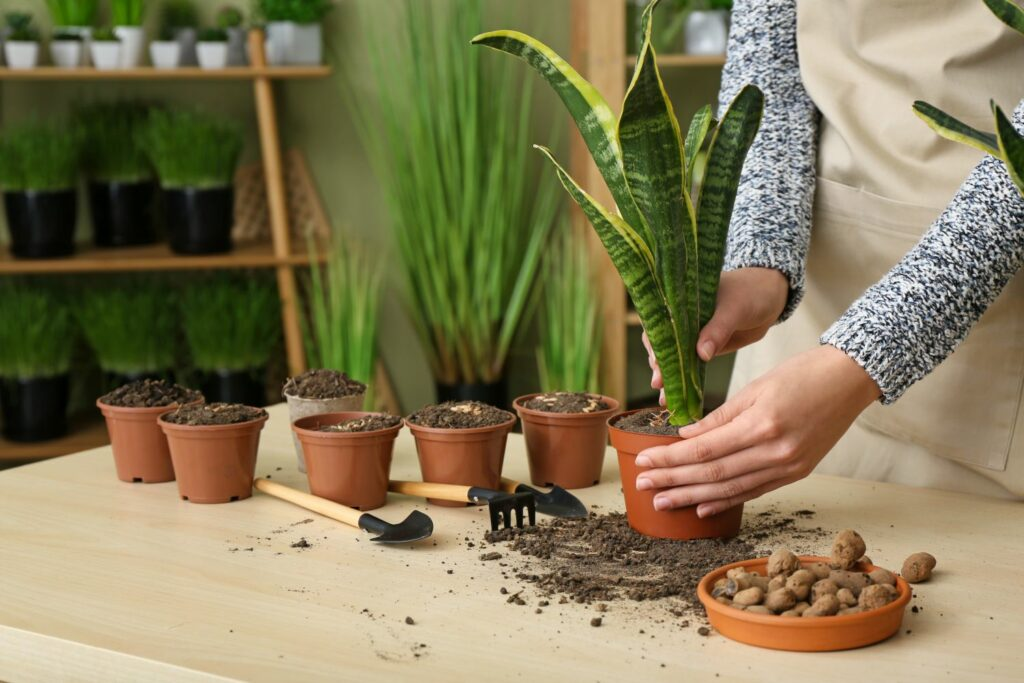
5,13,38,41
301,238,382,407
52,29,83,41
76,278,177,375
217,6,244,29
91,26,119,41
351,0,560,385
255,0,332,24
45,0,97,27
74,101,153,183
160,0,198,29
198,27,228,42
180,274,281,371
138,109,242,189
474,0,763,424
0,281,75,379
0,122,80,192
111,0,146,27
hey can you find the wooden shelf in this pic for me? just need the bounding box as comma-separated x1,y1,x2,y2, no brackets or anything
0,66,331,81
625,53,726,67
0,418,108,463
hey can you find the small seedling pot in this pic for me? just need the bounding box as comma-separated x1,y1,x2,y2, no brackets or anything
50,40,82,68
159,411,268,504
265,21,322,65
284,390,366,473
608,409,743,540
198,368,265,406
435,378,507,408
405,414,516,507
697,556,912,651
54,26,91,65
197,41,228,69
513,393,620,489
4,189,77,258
149,40,181,69
163,186,234,255
97,397,203,483
4,41,40,69
114,26,145,68
291,412,401,511
88,180,156,247
89,42,121,70
0,374,70,442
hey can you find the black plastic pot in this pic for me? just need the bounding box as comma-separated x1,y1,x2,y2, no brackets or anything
4,189,77,258
0,375,70,442
89,181,157,248
163,186,234,255
198,368,266,406
435,378,507,408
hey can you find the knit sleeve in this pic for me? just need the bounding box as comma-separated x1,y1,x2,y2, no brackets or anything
717,0,820,321
821,100,1024,403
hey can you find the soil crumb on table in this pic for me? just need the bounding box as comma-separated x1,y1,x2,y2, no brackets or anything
283,369,366,400
99,379,202,408
407,401,513,429
318,414,402,433
522,392,609,414
613,409,684,436
162,403,267,426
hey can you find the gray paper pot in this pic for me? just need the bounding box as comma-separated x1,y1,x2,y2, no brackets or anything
284,391,366,472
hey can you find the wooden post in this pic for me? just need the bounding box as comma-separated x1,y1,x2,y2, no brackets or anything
248,30,306,377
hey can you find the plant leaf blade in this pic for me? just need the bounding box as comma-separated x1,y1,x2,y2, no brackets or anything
912,101,1000,156
684,105,713,189
983,0,1024,35
994,102,1024,197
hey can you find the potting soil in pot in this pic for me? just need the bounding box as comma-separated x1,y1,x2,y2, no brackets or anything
615,408,683,436
283,369,366,399
522,392,609,414
318,414,402,433
163,402,267,426
407,401,513,429
99,379,201,408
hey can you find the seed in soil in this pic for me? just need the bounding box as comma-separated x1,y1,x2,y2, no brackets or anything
99,379,202,408
405,616,415,625
318,414,402,433
283,369,366,400
162,403,267,426
612,408,683,436
407,401,513,429
522,392,609,414
590,617,602,627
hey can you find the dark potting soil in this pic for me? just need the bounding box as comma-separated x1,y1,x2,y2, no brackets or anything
162,402,267,426
319,414,402,433
614,408,684,436
283,369,366,400
99,379,202,408
407,401,513,429
522,392,609,414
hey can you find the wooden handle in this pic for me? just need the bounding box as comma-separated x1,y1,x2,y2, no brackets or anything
388,480,472,503
499,477,521,494
254,479,363,529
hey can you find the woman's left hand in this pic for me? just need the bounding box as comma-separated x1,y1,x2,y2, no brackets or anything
634,345,881,518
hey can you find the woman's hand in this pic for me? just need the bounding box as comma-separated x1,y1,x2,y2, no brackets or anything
634,345,881,518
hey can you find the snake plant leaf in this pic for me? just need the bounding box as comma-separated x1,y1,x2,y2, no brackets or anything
685,105,714,189
983,0,1024,35
913,101,1000,156
993,102,1024,196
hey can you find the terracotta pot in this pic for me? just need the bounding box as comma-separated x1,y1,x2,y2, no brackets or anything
513,393,620,489
291,412,400,511
405,415,516,507
608,409,743,540
284,390,366,472
97,397,202,483
697,556,912,651
159,412,268,503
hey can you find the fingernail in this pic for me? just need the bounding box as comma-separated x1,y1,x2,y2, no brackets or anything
697,504,713,518
635,477,653,491
677,423,697,436
635,455,652,468
699,341,716,360
653,497,670,511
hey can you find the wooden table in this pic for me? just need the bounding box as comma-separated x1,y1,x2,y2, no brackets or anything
1,404,1021,682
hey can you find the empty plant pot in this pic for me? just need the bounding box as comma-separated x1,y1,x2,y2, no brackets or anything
514,393,620,490
197,41,228,69
291,412,401,511
97,396,203,483
0,374,70,442
608,409,743,540
89,42,121,70
198,368,265,406
4,189,77,258
159,411,268,504
88,180,156,247
284,390,365,473
163,186,234,255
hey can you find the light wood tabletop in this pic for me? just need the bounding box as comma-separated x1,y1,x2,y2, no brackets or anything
1,403,1021,683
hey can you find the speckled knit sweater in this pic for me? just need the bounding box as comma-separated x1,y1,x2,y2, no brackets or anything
718,0,1024,404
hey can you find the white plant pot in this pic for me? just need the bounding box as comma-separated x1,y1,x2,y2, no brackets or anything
196,42,228,69
114,26,145,68
50,40,82,68
56,26,92,65
4,41,39,69
90,42,121,70
175,27,197,66
225,27,247,66
149,41,181,69
265,21,322,65
684,10,729,56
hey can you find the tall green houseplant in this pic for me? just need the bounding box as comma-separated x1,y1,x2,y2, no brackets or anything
474,0,763,425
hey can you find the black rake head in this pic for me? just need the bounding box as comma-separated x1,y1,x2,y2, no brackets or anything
486,491,537,531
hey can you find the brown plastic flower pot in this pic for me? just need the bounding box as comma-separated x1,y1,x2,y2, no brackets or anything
284,390,366,473
697,556,912,651
158,412,268,504
405,416,516,507
608,409,743,540
97,397,202,483
513,393,620,489
291,412,400,511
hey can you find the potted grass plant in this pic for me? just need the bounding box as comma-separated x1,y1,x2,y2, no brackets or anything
353,0,559,408
256,0,332,66
0,121,80,258
160,0,198,66
76,278,177,387
89,27,121,71
76,102,156,248
180,274,280,406
474,0,763,539
112,0,146,68
139,109,242,254
196,27,228,69
0,282,75,442
45,0,97,66
50,29,83,68
217,5,247,66
3,13,40,69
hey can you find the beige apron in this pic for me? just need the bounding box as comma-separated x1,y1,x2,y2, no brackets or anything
729,0,1024,498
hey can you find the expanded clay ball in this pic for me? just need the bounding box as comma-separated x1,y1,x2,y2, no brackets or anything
786,569,815,601
733,586,764,607
901,552,937,583
764,588,797,612
745,605,773,615
767,548,800,577
807,562,831,580
767,575,786,593
828,570,871,597
803,594,841,617
868,567,897,586
811,579,839,602
749,574,771,592
859,584,898,610
836,588,857,607
831,529,867,570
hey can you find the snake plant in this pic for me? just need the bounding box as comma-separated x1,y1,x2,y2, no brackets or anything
473,0,763,425
913,0,1024,196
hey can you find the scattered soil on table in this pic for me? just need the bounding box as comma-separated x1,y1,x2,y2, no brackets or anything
283,369,366,400
99,379,202,408
407,401,513,429
522,392,610,414
318,414,402,433
162,403,267,426
613,408,684,436
291,538,312,549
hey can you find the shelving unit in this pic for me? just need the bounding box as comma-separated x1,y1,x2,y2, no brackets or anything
0,419,108,464
0,65,331,80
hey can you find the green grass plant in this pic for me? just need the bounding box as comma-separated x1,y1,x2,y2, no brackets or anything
74,101,153,183
0,281,75,379
138,109,242,189
111,0,146,26
45,0,97,27
160,0,198,28
0,122,80,192
198,27,228,42
217,6,244,29
91,26,118,41
256,0,332,24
